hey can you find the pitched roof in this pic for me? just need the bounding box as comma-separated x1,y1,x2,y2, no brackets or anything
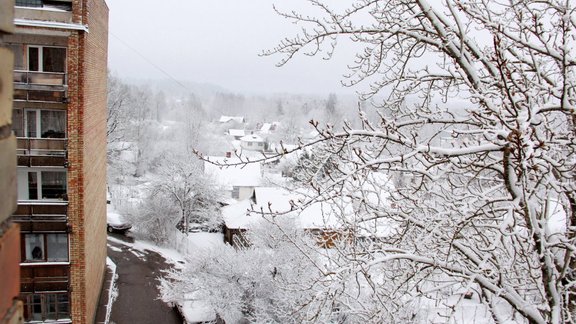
219,116,245,123
204,156,262,189
228,129,245,137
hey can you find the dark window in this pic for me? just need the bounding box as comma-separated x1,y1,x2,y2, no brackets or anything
28,46,66,72
24,233,69,262
43,47,66,73
23,293,70,322
15,0,42,7
41,171,67,199
28,172,38,200
28,47,39,71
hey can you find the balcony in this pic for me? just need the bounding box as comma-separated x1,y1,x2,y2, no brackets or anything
12,201,68,232
14,70,67,103
17,138,67,167
20,264,70,292
15,1,73,23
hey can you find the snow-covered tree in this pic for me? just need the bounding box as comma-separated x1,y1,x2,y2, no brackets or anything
161,219,330,323
202,0,575,322
152,153,222,234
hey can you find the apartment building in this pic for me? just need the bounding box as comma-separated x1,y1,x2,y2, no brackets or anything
6,0,109,322
0,0,24,323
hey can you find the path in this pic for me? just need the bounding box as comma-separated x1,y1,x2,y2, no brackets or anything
106,234,182,324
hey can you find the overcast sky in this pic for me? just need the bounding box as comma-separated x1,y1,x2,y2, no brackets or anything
106,0,356,95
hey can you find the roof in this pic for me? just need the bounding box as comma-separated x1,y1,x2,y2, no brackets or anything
240,134,264,142
223,173,398,235
260,122,279,133
222,187,346,230
218,116,245,123
228,129,245,137
204,156,262,189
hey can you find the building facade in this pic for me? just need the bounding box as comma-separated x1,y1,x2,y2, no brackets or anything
7,0,109,322
0,0,25,323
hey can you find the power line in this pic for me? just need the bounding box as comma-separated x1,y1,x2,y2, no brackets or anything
109,31,191,92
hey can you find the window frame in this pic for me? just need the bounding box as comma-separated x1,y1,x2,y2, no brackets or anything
22,108,67,139
23,233,69,263
18,168,67,201
27,45,67,73
23,292,70,322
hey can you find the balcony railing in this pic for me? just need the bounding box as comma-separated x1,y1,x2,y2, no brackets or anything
17,138,66,156
17,138,67,167
12,201,68,222
14,70,66,86
14,71,67,103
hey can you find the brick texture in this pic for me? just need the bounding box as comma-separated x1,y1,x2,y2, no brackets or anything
64,1,109,323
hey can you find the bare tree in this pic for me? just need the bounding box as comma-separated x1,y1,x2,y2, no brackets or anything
219,0,576,322
107,73,132,145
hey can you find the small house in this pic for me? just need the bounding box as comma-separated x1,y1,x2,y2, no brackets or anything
203,156,262,201
239,134,265,152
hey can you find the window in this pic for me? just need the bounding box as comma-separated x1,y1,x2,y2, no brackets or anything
232,186,240,199
23,293,70,322
28,46,66,73
24,233,68,262
247,142,253,146
18,169,67,200
15,0,42,7
13,109,66,138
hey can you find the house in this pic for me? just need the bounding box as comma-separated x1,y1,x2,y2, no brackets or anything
203,156,262,201
259,122,280,134
8,0,109,322
239,134,266,152
228,129,245,140
222,172,397,248
222,187,351,248
0,4,24,322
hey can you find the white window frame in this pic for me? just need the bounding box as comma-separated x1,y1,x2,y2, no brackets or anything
27,45,67,72
23,233,69,263
23,108,67,139
17,168,67,201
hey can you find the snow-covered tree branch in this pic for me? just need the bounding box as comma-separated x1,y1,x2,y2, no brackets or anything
241,1,575,322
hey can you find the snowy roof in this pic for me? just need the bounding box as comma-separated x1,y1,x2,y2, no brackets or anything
223,187,346,230
240,134,264,142
261,123,272,132
259,122,278,132
228,129,245,137
219,116,245,123
204,156,262,189
223,172,398,235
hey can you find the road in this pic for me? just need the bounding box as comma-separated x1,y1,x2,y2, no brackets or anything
107,233,182,324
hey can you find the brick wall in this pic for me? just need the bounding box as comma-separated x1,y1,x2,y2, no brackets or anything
80,0,109,322
67,1,109,322
66,27,87,323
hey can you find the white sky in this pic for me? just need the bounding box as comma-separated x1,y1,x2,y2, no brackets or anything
106,0,356,95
